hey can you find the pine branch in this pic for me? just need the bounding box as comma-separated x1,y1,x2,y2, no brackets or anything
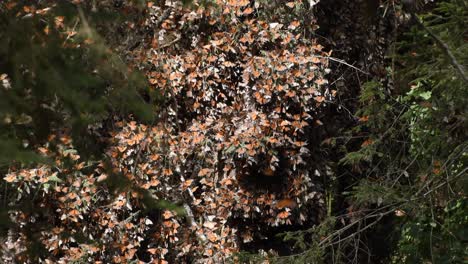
411,13,468,83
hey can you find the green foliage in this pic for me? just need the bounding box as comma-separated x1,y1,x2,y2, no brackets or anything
0,1,156,165
397,0,467,158
234,217,335,264
272,218,336,264
392,198,468,264
351,179,409,207
340,80,404,167
342,0,467,263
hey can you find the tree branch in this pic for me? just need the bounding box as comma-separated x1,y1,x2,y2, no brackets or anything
411,13,468,83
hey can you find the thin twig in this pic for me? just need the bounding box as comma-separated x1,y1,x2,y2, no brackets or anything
316,56,370,75
63,18,80,46
156,35,181,50
422,166,468,197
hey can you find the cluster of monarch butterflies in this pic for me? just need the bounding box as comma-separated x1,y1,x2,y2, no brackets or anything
3,0,334,263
